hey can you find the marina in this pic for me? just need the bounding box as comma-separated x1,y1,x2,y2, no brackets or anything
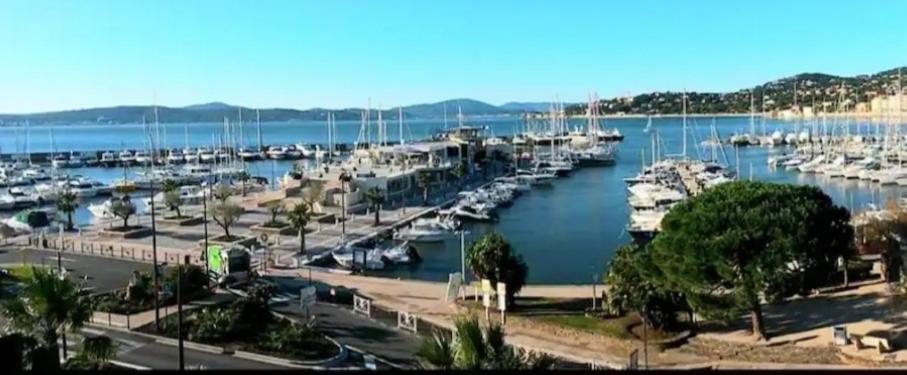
3,112,905,284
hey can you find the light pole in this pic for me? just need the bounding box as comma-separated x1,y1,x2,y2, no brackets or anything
150,178,160,332
177,256,186,370
339,170,351,244
58,250,67,360
202,186,210,287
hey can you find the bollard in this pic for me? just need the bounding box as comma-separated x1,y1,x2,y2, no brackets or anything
108,312,112,326
126,314,131,330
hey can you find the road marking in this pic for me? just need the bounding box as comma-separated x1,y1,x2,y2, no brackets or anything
110,360,151,370
81,327,105,336
45,256,77,263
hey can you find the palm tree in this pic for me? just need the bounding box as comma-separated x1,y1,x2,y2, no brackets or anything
65,336,115,370
417,172,432,204
417,316,554,370
364,187,385,226
2,267,92,370
56,190,79,231
287,202,313,255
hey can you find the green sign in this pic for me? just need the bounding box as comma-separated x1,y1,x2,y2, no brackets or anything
207,245,223,275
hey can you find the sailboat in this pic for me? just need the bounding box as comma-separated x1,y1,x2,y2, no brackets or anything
643,116,652,133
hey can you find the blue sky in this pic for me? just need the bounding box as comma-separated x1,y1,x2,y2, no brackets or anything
1,0,905,113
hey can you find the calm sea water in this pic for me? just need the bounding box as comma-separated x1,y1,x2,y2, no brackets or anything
5,116,905,284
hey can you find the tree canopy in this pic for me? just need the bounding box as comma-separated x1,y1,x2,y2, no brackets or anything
466,232,528,307
648,181,853,340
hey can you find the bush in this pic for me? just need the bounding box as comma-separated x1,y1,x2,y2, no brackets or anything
189,307,233,343
164,265,208,300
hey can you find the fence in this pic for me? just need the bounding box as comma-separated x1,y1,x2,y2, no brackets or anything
347,293,450,340
88,310,132,330
28,235,202,267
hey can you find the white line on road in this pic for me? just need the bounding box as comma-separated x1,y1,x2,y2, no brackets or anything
45,256,77,263
110,360,151,370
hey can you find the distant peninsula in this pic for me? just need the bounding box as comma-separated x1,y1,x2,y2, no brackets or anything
1,65,904,125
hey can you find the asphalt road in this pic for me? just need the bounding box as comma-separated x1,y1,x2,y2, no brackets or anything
1,245,420,369
267,275,423,368
71,325,288,370
0,245,150,293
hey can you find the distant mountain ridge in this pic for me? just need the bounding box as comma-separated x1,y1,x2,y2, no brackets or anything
565,66,907,115
0,99,527,125
3,65,905,124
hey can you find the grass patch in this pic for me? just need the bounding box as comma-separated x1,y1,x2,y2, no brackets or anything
532,314,635,339
4,265,48,282
262,221,288,228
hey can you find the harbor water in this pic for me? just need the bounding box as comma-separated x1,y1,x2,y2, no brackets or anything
3,116,905,284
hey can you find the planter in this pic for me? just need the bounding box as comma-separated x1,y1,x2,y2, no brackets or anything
98,226,153,239
159,215,204,226
199,235,259,249
251,223,297,236
313,213,336,224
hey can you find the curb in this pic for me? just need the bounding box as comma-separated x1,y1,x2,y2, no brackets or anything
345,344,410,370
232,336,347,369
154,337,227,355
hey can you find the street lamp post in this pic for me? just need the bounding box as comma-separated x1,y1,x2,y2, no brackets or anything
202,186,210,288
150,178,161,332
177,255,186,370
339,170,351,244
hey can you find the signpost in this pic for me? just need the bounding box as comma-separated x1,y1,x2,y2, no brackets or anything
445,272,463,302
497,282,507,325
833,325,849,346
481,279,492,321
300,286,317,319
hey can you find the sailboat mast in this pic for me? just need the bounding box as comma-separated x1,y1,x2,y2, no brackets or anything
682,90,688,159
256,109,262,151
399,107,405,146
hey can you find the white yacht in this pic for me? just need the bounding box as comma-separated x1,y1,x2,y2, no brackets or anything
51,154,69,169
393,218,455,242
198,148,216,163
118,150,136,165
184,148,200,163
134,151,153,165
167,149,185,164
267,146,288,160
100,151,118,166
237,147,260,161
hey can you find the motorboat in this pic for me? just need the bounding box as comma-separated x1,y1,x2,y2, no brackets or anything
380,241,419,264
267,146,288,160
118,150,136,165
294,143,316,158
67,153,84,168
6,187,39,208
331,245,386,270
237,147,260,161
167,149,185,164
198,148,216,163
438,203,494,222
184,148,200,164
100,151,118,166
394,218,454,242
134,151,153,165
51,154,69,169
515,169,556,186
